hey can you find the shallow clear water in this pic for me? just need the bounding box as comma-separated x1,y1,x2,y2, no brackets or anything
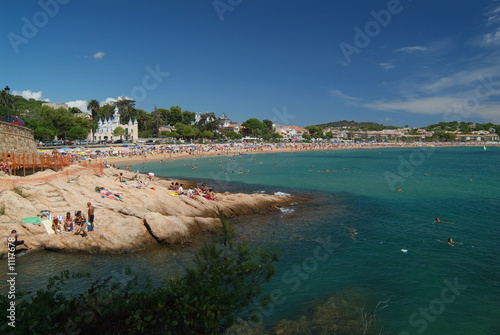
2,147,499,334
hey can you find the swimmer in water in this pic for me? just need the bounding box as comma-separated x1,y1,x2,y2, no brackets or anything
433,217,453,224
441,238,462,247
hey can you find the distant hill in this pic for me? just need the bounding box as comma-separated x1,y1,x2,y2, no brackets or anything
311,120,399,131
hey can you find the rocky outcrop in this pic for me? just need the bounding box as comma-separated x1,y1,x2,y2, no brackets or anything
0,168,296,256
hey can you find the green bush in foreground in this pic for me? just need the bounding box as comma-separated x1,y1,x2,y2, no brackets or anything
1,212,279,334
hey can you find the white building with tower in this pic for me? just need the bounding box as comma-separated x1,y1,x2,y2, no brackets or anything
88,106,138,142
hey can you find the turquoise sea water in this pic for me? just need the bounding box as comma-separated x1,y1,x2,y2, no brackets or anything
3,147,499,334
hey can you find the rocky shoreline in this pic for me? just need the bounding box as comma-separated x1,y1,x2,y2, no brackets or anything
0,167,296,257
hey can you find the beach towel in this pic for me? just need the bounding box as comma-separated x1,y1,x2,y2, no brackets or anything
21,216,41,224
41,220,55,234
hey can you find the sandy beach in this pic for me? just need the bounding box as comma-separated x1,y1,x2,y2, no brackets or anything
98,141,496,167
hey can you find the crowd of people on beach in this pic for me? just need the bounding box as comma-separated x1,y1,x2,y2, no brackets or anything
37,140,497,167
108,166,218,200
167,181,216,200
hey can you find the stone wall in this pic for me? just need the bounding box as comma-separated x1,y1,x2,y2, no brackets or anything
0,121,37,154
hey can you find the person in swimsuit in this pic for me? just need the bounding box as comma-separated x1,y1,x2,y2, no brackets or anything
8,230,31,250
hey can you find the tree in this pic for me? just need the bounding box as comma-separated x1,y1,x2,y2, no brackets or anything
0,213,280,334
67,126,88,140
113,126,126,140
241,118,266,135
151,108,165,137
223,131,242,140
97,104,114,120
0,90,13,110
194,112,218,132
175,122,195,139
116,98,137,124
306,125,323,137
34,126,55,141
270,132,283,139
432,131,457,142
160,131,179,138
68,107,82,114
87,99,100,121
182,110,196,125
263,119,274,133
166,106,183,126
200,130,215,139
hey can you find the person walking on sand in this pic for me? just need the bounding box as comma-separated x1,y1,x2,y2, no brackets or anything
87,202,95,232
8,230,31,250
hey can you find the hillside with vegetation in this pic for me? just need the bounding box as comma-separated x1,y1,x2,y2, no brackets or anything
311,120,399,131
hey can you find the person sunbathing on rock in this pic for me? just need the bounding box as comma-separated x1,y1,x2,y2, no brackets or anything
64,212,74,232
74,211,88,237
52,217,62,234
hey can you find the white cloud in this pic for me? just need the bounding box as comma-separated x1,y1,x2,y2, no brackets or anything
477,4,500,47
364,96,461,115
93,51,106,59
66,100,89,113
485,5,500,26
363,94,500,122
12,90,49,102
419,66,500,94
480,27,500,46
101,96,134,105
395,46,428,53
330,89,361,101
379,62,395,70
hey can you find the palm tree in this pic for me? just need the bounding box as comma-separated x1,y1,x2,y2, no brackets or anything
151,106,165,137
87,99,100,121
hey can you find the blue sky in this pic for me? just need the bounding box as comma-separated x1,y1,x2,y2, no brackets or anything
2,0,500,127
